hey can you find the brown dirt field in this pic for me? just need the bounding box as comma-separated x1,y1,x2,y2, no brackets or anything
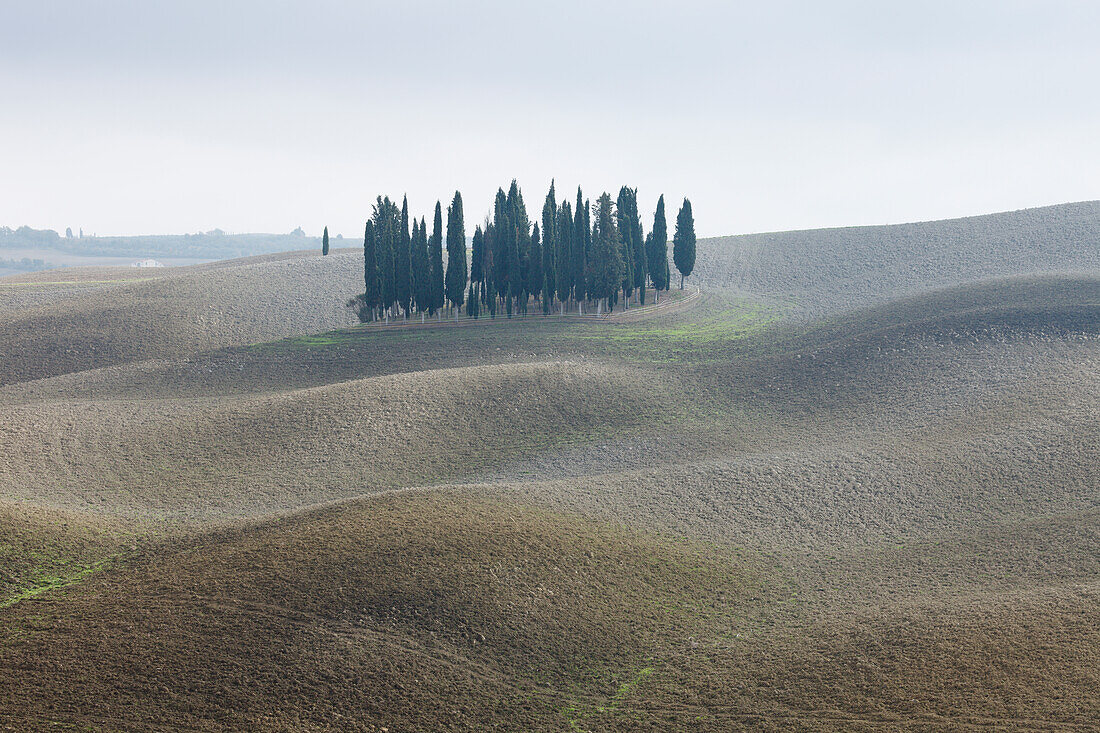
0,241,1098,729
0,250,362,384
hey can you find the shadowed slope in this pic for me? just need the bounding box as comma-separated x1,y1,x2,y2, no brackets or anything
0,491,756,732
2,492,1096,732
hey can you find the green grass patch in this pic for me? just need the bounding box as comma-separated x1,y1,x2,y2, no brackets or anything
1,555,119,610
564,665,658,730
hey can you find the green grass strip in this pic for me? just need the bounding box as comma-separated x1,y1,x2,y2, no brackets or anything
0,556,117,610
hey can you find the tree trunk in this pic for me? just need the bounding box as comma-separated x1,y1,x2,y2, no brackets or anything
680,273,684,289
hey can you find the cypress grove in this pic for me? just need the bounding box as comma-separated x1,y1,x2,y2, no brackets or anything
351,181,694,323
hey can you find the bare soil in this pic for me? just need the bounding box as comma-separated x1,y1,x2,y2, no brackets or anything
1,216,1099,730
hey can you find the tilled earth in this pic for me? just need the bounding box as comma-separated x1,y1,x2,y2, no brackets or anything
0,253,1098,730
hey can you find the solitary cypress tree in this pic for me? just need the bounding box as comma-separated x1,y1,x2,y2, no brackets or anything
362,219,380,319
673,198,696,289
322,226,330,256
646,195,669,293
586,192,625,313
428,202,445,316
396,196,412,315
444,191,467,313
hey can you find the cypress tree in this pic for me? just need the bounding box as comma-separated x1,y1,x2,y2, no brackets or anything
412,216,431,317
527,223,542,315
555,200,573,310
507,181,530,315
482,224,497,318
362,219,380,319
470,225,485,286
646,195,669,295
445,191,467,313
628,189,647,305
634,232,647,304
466,283,479,318
396,195,412,315
489,189,510,315
586,192,625,314
428,202,445,316
616,188,634,302
541,181,557,314
616,187,647,305
673,198,696,289
375,196,398,318
322,226,330,256
572,188,587,307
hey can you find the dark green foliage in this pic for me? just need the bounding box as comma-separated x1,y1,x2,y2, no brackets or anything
470,225,485,284
556,200,573,306
647,195,669,291
572,188,587,303
362,220,380,316
428,202,445,316
396,196,412,315
541,181,557,312
355,181,689,319
322,227,330,256
616,189,634,299
484,266,497,318
373,196,400,315
444,192,467,310
411,217,430,314
673,198,696,289
616,187,646,305
506,181,528,316
527,224,543,314
489,189,509,309
586,192,625,311
466,283,479,318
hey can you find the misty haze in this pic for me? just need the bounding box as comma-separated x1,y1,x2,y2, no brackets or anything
2,2,1098,731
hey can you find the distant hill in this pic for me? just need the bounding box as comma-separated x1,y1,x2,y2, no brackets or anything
0,225,326,262
693,200,1100,315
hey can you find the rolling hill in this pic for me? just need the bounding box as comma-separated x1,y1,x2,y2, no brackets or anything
694,200,1100,316
1,206,1099,730
0,249,362,385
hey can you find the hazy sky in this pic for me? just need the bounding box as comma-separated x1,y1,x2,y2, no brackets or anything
3,0,1099,238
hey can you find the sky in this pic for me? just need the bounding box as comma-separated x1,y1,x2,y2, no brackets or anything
2,0,1099,238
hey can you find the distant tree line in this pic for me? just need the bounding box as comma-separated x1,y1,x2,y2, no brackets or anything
0,256,50,273
0,225,326,260
350,181,695,322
